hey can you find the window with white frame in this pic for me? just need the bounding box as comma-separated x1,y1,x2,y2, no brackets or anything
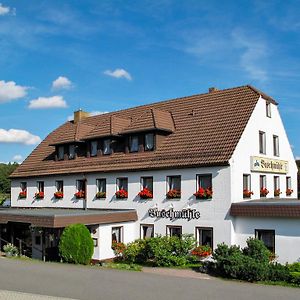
167,176,181,192
196,227,213,249
90,140,98,157
259,131,266,154
274,176,280,197
112,226,123,243
117,177,128,192
144,133,154,151
243,174,251,191
68,144,75,159
266,102,271,118
96,178,106,193
197,174,212,189
255,229,275,253
103,139,111,155
37,181,44,192
260,175,266,189
141,177,153,193
129,136,139,152
273,135,279,157
167,225,182,237
76,179,85,192
55,180,63,192
58,146,64,160
141,224,154,239
286,177,291,190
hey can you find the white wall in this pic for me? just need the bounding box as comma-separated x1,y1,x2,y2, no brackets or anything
233,217,300,264
230,97,298,202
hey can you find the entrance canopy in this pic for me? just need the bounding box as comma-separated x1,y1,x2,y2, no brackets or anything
0,208,138,228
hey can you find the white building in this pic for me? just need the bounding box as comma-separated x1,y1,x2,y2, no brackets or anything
2,85,298,263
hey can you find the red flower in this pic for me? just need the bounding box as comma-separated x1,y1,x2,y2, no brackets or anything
286,188,293,196
138,188,153,199
191,245,212,257
34,191,44,199
54,191,64,199
74,190,85,199
166,189,181,199
194,187,213,199
115,189,128,199
260,187,269,197
243,189,253,198
19,190,27,199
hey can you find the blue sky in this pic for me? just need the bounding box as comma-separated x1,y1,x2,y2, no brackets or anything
0,0,299,163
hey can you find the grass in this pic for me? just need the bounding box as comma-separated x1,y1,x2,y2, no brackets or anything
101,262,142,271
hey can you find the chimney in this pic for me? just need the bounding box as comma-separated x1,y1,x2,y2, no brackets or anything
208,87,218,93
74,110,90,124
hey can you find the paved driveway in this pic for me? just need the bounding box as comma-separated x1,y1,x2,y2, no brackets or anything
0,258,299,300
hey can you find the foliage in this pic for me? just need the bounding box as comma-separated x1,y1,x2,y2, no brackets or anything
0,163,19,194
59,224,94,265
242,238,271,264
138,188,153,199
191,245,212,257
115,189,128,199
96,191,106,198
34,191,44,199
166,189,181,199
267,263,291,282
112,241,126,256
123,239,148,263
3,243,18,256
287,262,300,273
102,262,142,271
289,272,300,285
194,188,213,199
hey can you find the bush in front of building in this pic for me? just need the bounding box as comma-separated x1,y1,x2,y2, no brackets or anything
59,223,94,265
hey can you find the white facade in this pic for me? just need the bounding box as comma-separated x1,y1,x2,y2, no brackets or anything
10,97,299,263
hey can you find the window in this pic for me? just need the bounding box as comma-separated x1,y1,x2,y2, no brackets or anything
141,224,154,239
37,181,44,192
103,139,111,155
243,174,251,191
197,174,212,189
55,180,63,192
286,176,291,190
259,131,266,154
145,133,154,151
196,227,213,249
167,176,181,192
76,179,85,192
96,178,106,193
90,140,98,157
35,236,41,245
112,226,123,243
58,146,64,160
129,136,139,152
266,102,271,117
273,135,279,157
141,177,153,193
167,226,182,237
117,177,128,192
274,176,280,197
255,229,275,253
68,144,75,159
20,182,27,192
260,175,266,189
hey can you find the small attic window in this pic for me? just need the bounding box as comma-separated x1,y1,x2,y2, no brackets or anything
266,102,271,118
68,144,75,159
58,146,64,160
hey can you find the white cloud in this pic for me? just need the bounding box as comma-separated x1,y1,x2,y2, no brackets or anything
104,68,132,80
67,110,108,121
28,95,67,109
0,129,41,145
0,80,27,103
0,3,11,16
52,76,73,90
12,154,23,163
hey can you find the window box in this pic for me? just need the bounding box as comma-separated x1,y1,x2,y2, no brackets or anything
194,187,213,199
54,191,63,199
34,191,44,199
19,191,27,199
115,189,128,199
74,191,85,199
166,189,181,199
138,188,153,199
274,189,281,197
96,191,106,199
286,188,293,196
260,188,269,197
191,245,212,258
243,189,253,199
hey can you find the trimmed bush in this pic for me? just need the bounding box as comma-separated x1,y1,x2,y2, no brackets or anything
267,263,291,282
123,239,148,264
243,238,271,264
59,223,94,265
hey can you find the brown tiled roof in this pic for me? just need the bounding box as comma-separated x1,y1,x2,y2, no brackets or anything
11,85,274,178
230,199,300,218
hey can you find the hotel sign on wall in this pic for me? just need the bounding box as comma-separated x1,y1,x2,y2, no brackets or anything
250,156,288,174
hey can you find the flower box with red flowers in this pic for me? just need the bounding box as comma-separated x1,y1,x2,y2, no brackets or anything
138,188,153,199
54,191,64,199
34,191,44,199
74,190,85,199
111,241,126,256
166,189,181,199
191,245,212,258
115,189,128,199
274,188,281,197
243,189,253,199
96,191,106,199
260,187,269,197
286,188,293,196
19,191,27,199
194,187,213,199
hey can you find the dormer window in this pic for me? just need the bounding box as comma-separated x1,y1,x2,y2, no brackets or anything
145,133,154,151
58,146,64,160
68,144,75,159
103,139,111,155
129,136,139,152
90,140,98,157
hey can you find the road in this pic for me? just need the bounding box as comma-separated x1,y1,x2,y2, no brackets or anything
0,257,299,300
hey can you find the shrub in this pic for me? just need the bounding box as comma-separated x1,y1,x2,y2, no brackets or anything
243,237,271,264
290,272,300,285
123,239,148,263
3,243,18,256
287,262,300,273
267,263,291,282
240,256,268,282
59,223,94,265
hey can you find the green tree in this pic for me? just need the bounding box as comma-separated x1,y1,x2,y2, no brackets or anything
0,163,19,194
59,224,94,265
